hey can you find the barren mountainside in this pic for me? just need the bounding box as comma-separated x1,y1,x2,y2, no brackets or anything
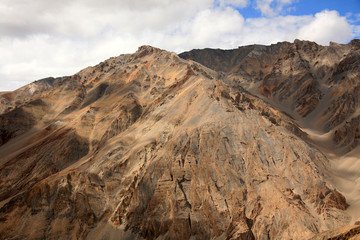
180,39,360,152
0,40,360,240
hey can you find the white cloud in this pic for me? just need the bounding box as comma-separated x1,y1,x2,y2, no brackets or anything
0,0,214,38
171,7,245,49
297,10,353,45
255,0,297,17
240,15,312,45
219,0,249,8
0,1,358,91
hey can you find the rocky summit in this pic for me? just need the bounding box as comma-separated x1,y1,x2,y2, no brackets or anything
0,40,360,240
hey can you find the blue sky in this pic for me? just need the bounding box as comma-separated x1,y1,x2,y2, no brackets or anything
292,0,359,18
243,0,360,17
0,0,359,91
239,0,360,18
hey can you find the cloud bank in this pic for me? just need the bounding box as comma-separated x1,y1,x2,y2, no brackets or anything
0,0,358,91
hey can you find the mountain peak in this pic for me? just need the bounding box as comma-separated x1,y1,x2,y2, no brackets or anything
134,45,166,58
137,45,160,51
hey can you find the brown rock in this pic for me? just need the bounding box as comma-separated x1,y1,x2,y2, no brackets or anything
310,225,360,240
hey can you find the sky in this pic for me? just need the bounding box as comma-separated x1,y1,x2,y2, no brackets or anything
0,0,359,91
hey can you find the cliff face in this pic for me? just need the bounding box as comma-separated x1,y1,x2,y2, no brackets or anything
0,42,359,240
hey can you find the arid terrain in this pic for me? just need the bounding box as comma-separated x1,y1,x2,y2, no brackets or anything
0,40,360,239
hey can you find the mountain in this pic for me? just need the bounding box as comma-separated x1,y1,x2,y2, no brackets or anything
179,39,360,153
0,41,359,240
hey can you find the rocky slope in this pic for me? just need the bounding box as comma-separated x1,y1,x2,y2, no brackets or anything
0,42,359,240
310,225,360,240
180,39,360,152
0,77,65,115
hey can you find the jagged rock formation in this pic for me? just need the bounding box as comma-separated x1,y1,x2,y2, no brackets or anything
0,42,359,240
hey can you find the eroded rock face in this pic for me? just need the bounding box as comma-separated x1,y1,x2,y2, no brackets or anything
180,39,360,151
0,43,356,240
310,225,360,240
0,129,89,202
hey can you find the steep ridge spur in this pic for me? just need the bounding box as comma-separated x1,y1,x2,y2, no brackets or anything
0,45,356,239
